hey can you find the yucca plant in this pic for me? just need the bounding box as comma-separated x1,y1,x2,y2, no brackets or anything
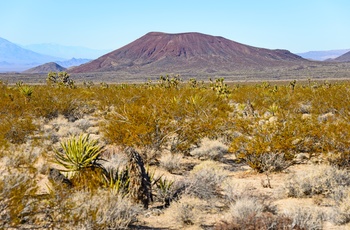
19,85,33,104
155,177,174,207
54,134,106,189
103,168,130,195
55,134,104,171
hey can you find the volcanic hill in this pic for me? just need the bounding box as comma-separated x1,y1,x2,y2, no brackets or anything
70,32,308,74
23,62,66,74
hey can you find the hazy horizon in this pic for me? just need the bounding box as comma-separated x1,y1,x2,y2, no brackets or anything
1,0,349,53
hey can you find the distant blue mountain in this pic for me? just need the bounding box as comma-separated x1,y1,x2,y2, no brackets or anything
297,49,350,61
24,43,110,59
56,58,92,68
0,37,65,72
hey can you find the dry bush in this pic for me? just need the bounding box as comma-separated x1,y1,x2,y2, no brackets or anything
283,207,324,230
1,144,41,170
222,182,258,204
245,152,292,173
171,200,196,226
190,137,228,161
230,119,298,173
0,169,38,228
0,116,37,145
184,161,228,199
67,190,140,229
74,118,92,132
216,197,292,230
216,213,293,230
217,198,324,230
159,152,182,173
44,188,140,229
329,187,350,225
101,148,128,172
284,165,350,198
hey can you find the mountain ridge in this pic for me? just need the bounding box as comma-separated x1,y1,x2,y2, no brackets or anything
23,43,110,59
297,49,350,61
23,62,67,74
0,37,65,72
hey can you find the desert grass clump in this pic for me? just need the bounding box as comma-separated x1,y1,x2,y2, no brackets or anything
69,190,140,229
283,207,324,230
44,187,140,229
185,161,228,199
171,201,196,226
222,182,258,204
329,187,350,225
2,144,41,170
216,197,295,230
190,137,228,161
159,152,182,173
283,164,350,198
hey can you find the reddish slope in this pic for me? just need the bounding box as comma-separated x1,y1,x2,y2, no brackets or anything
70,32,307,74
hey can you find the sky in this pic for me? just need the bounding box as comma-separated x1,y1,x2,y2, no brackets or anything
0,0,349,53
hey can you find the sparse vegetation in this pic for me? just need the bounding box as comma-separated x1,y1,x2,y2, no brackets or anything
2,78,350,228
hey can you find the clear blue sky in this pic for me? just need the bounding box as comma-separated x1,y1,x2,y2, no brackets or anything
0,0,349,53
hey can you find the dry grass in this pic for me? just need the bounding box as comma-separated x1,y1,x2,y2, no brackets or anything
159,152,182,173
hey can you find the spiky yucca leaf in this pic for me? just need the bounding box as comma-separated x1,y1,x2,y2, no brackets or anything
103,168,130,195
54,134,104,172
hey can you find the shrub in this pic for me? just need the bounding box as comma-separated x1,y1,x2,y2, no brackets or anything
329,187,350,225
172,201,195,226
0,170,38,228
230,116,324,173
99,85,233,154
244,152,292,173
184,161,227,199
283,165,350,198
70,190,140,229
1,116,37,145
216,197,292,230
283,207,324,230
190,137,228,161
44,188,140,229
159,152,182,173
